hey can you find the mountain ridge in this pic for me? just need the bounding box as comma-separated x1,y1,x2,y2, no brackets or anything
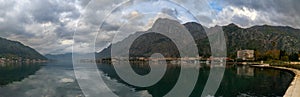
0,37,47,60
97,18,300,59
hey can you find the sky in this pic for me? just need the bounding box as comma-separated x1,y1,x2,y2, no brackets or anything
1,0,300,54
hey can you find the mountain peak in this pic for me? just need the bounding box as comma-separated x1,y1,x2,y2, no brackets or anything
183,22,203,27
227,23,239,27
154,18,178,23
152,18,180,27
149,18,183,32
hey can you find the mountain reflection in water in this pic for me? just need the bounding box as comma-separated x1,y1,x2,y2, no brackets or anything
0,61,294,97
0,62,151,97
0,63,42,86
97,62,294,97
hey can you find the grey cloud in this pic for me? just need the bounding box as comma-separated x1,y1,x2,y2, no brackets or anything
54,26,73,39
215,0,300,28
0,0,85,54
196,15,213,25
161,8,178,19
222,0,300,13
79,0,91,7
102,22,120,31
29,0,79,23
231,16,251,27
2,0,300,54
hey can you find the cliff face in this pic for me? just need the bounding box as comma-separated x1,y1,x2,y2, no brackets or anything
97,18,300,58
0,37,47,60
224,24,300,57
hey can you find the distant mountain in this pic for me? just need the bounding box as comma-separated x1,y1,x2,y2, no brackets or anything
46,53,96,62
0,37,47,60
45,53,72,61
97,18,300,58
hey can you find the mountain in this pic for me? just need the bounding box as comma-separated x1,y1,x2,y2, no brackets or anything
46,53,96,62
45,53,72,61
97,18,300,58
0,37,47,60
224,24,300,57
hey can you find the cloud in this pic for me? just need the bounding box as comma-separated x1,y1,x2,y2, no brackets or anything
207,0,300,28
60,39,74,45
0,0,81,54
209,6,260,27
1,0,200,54
161,8,178,19
231,7,258,21
1,0,300,54
130,11,139,17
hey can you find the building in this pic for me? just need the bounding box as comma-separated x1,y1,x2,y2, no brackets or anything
237,50,255,61
0,58,4,64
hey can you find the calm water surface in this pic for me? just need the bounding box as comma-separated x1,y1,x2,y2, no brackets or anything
98,62,294,97
0,61,294,97
0,62,149,97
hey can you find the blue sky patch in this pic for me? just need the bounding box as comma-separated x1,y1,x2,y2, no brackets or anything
209,1,223,12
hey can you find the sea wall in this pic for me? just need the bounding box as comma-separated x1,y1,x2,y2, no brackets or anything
252,65,300,97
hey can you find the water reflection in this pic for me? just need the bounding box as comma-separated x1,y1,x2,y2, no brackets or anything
219,65,294,97
0,63,42,86
97,62,294,97
0,62,84,97
236,66,254,77
0,61,294,97
0,61,152,97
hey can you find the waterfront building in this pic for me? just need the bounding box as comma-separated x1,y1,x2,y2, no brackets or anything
237,50,255,61
0,58,4,64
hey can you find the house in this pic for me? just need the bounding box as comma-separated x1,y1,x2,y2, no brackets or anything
0,58,4,64
237,50,255,61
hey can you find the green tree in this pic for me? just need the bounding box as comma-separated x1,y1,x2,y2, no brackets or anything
289,53,299,61
265,50,280,60
281,56,289,61
280,50,287,60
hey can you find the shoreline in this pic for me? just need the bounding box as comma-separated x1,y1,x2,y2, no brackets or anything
251,65,300,97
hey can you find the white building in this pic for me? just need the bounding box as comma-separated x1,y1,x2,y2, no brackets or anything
237,50,255,61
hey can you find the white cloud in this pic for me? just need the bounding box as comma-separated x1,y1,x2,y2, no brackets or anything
60,39,74,45
0,17,4,22
207,6,265,28
127,10,141,18
230,6,258,21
